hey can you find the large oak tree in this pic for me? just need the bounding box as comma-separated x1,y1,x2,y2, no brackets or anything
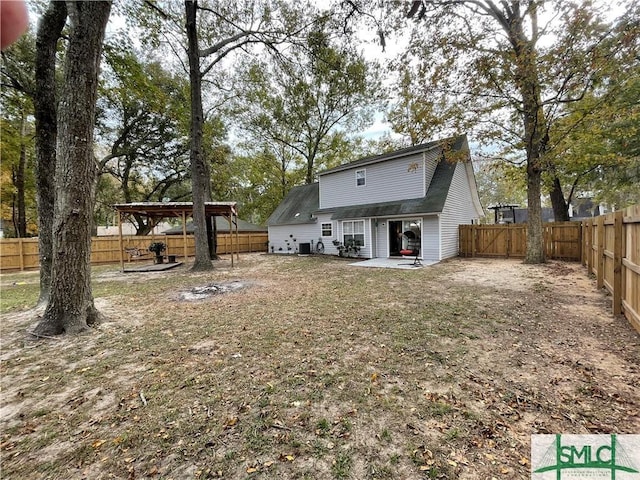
375,0,638,262
34,1,112,336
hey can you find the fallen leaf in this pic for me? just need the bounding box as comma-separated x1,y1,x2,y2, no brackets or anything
246,466,258,473
224,417,238,429
519,457,529,465
91,439,105,449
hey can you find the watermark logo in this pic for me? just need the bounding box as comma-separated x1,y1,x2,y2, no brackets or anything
531,434,640,479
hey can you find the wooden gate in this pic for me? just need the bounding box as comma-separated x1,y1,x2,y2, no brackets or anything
459,222,581,260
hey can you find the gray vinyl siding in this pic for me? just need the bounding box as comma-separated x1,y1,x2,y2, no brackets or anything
377,221,388,258
421,216,440,261
267,223,319,254
315,213,340,255
319,152,428,209
440,162,481,259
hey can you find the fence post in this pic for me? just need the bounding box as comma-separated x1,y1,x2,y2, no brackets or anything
471,225,476,258
580,221,585,266
18,238,24,271
585,220,592,274
612,210,623,315
596,216,605,289
578,223,583,264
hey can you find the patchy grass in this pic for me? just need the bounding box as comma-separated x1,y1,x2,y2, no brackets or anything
1,254,638,480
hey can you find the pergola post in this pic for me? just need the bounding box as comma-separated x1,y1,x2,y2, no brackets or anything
113,202,238,269
235,211,240,262
182,210,188,262
118,211,124,272
228,214,234,267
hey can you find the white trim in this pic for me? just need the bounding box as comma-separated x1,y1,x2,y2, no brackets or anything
321,222,333,237
342,219,366,246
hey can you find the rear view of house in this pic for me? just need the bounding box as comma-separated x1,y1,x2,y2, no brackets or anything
267,134,484,262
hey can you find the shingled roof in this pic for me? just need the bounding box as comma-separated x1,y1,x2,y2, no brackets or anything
266,183,319,227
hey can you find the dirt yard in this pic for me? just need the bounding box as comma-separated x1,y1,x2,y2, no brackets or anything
1,254,638,479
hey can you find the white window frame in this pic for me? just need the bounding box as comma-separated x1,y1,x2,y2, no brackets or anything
342,220,365,247
356,169,366,187
321,222,332,237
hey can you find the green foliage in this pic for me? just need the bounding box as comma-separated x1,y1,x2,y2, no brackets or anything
95,45,194,233
386,0,640,214
0,32,38,237
0,89,37,237
228,149,303,225
148,242,166,255
387,63,464,146
546,64,640,209
474,159,526,220
232,13,383,186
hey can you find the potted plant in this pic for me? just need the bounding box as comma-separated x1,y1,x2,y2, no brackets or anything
148,241,166,264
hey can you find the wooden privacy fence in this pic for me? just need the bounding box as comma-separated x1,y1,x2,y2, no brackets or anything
582,205,640,333
459,222,582,261
0,233,269,272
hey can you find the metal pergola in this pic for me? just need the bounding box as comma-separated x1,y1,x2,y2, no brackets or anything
113,202,239,271
487,203,520,224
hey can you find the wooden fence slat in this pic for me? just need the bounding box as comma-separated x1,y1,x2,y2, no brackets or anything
613,211,623,315
596,216,605,289
458,222,582,261
0,233,269,272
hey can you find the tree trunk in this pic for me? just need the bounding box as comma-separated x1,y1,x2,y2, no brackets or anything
549,176,570,221
505,7,546,264
185,0,213,271
34,0,66,305
15,109,27,238
525,161,545,263
34,1,111,336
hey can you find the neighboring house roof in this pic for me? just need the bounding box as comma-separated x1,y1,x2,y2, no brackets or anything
267,183,320,227
163,217,267,234
502,208,555,223
316,158,457,220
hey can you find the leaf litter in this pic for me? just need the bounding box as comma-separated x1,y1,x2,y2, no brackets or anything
0,254,638,479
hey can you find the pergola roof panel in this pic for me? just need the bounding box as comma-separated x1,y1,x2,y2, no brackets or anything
113,202,237,218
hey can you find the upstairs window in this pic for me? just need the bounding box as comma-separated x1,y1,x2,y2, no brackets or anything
356,169,366,187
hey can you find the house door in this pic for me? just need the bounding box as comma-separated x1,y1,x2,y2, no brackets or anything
389,220,403,256
389,219,423,257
